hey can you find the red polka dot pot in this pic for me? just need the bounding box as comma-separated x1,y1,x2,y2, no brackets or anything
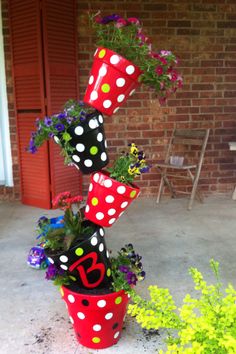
85,171,140,228
84,47,142,116
61,286,129,349
46,221,112,290
53,111,109,174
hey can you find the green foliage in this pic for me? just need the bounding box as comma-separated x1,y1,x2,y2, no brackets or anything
128,260,236,354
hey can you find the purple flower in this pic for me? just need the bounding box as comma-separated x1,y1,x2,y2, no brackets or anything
55,123,65,132
57,113,67,119
100,14,121,24
44,117,52,127
140,166,150,173
126,271,137,285
45,264,64,280
78,101,85,106
66,117,73,124
28,139,37,154
48,132,54,138
119,265,130,273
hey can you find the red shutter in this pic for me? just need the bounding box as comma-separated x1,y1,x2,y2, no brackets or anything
42,0,82,198
9,0,82,208
9,0,51,208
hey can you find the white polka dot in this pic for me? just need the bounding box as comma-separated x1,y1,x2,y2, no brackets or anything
73,163,80,170
108,208,116,216
117,186,126,194
105,195,114,203
126,65,135,75
77,312,85,319
99,66,107,77
60,264,68,270
105,312,113,320
89,75,94,85
98,115,103,124
76,143,85,152
74,126,84,136
108,218,116,225
89,119,99,129
119,211,125,218
90,90,98,101
110,55,120,64
97,132,103,142
116,78,125,87
128,294,131,298
121,201,128,209
99,243,104,252
68,294,75,303
72,155,80,163
113,107,120,114
93,173,99,182
93,324,102,331
89,183,93,191
54,136,60,144
69,316,74,324
60,255,68,263
91,236,98,246
129,89,136,96
104,140,108,148
94,48,98,56
47,257,54,264
103,100,112,108
84,159,93,167
104,179,112,188
117,94,125,102
85,205,90,213
96,212,104,220
99,228,104,237
101,152,107,161
106,250,110,258
114,331,120,339
97,300,106,308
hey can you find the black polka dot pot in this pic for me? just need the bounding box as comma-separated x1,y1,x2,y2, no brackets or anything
54,111,109,174
46,221,112,290
84,47,142,116
61,286,130,349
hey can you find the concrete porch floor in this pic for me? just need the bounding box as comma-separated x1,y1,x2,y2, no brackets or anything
0,196,236,354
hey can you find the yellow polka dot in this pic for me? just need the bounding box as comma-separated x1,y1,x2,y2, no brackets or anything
60,287,64,297
75,247,84,256
92,197,99,206
115,296,122,305
92,337,101,344
107,268,111,277
98,49,106,58
101,83,110,93
130,190,137,198
90,146,98,155
69,276,77,282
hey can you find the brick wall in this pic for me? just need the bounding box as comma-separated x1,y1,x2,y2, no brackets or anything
1,0,20,201
77,0,236,197
1,0,236,202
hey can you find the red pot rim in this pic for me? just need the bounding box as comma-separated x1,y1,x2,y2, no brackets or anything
94,47,143,80
91,170,140,199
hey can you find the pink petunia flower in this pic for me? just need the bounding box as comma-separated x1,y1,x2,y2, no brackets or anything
127,17,140,26
115,18,127,28
155,66,163,75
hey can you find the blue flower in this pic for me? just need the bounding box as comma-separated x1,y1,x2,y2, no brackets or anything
126,271,137,285
44,117,52,127
57,113,67,119
55,123,65,132
100,14,121,24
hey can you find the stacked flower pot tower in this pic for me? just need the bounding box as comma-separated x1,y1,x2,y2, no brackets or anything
56,47,145,350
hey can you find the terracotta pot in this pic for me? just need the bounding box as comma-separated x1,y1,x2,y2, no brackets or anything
84,47,142,116
61,285,129,349
45,221,112,289
85,171,140,228
53,111,109,174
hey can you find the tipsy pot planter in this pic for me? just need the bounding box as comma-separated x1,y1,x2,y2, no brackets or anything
46,221,112,289
53,111,109,174
84,47,142,116
61,285,129,349
85,171,140,228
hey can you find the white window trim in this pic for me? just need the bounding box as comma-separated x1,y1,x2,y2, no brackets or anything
0,1,13,187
